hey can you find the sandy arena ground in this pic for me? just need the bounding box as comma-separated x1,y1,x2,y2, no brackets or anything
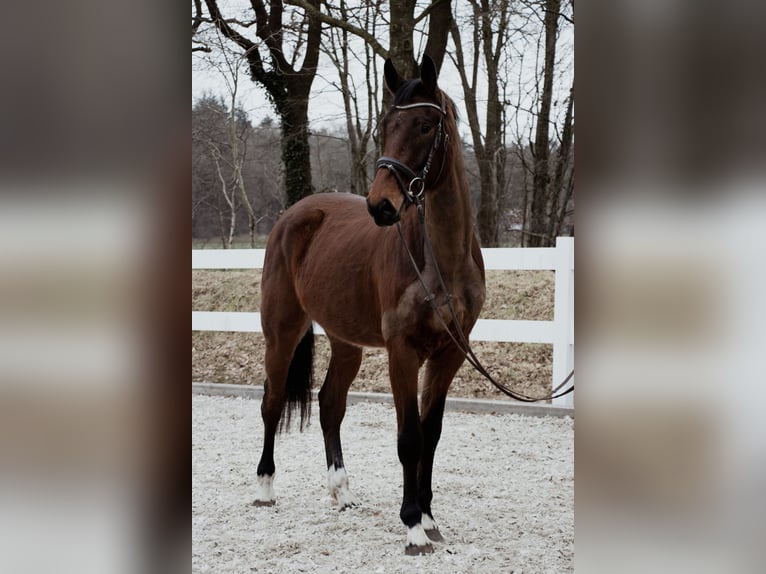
193,394,573,573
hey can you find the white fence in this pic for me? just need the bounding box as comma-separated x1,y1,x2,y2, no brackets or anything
193,237,574,406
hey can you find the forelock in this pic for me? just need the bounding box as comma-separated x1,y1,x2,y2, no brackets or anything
392,79,429,106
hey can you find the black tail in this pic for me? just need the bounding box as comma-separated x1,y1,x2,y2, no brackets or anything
279,326,314,433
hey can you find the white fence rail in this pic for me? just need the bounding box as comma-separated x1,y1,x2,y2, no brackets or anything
192,237,574,406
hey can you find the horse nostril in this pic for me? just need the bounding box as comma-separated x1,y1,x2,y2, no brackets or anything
379,199,396,217
366,198,400,226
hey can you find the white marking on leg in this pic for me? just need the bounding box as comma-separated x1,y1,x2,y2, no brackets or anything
407,523,433,547
254,474,275,503
421,513,437,531
327,464,357,508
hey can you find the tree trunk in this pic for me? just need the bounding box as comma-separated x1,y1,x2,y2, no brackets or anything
547,83,574,240
211,150,237,248
526,0,561,247
389,1,417,76
449,1,506,247
423,0,452,72
476,0,504,247
325,5,373,196
385,0,451,110
277,91,314,206
226,88,258,247
476,161,498,246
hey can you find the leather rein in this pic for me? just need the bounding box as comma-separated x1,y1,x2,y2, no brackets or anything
376,97,574,404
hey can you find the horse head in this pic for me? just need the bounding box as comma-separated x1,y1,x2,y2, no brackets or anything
367,54,450,227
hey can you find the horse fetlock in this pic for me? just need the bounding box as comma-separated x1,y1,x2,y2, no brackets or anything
328,465,357,509
400,500,423,528
252,473,276,506
405,524,434,555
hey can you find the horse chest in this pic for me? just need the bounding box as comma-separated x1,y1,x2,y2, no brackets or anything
382,273,484,348
430,278,485,331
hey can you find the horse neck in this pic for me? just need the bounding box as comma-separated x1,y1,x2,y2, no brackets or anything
422,153,475,274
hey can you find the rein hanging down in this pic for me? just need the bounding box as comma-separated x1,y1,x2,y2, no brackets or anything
394,170,574,404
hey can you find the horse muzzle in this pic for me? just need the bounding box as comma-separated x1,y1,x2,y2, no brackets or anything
366,197,401,226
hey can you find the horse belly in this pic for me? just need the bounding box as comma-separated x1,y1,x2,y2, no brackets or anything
296,260,385,348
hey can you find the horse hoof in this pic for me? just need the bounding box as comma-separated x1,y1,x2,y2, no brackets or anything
251,499,276,507
331,492,359,510
405,543,434,556
424,528,444,542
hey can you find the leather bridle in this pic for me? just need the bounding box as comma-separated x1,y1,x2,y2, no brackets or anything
375,94,449,208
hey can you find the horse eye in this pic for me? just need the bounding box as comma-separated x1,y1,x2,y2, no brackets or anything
421,123,432,134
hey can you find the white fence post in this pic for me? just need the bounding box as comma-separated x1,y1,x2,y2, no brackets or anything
551,237,574,407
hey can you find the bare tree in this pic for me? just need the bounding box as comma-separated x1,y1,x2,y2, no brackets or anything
547,82,574,239
200,0,323,207
448,0,514,247
322,1,382,195
192,0,211,53
524,0,573,246
195,29,260,246
245,118,287,233
287,0,453,98
192,95,240,247
192,0,573,245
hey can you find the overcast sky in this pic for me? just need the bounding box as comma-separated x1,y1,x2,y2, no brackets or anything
191,2,573,144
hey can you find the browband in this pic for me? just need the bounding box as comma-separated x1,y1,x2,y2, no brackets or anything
393,101,445,114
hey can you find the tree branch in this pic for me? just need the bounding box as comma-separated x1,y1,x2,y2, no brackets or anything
300,0,323,75
204,0,257,54
423,0,451,71
414,0,449,25
248,0,291,73
204,0,269,82
284,0,388,59
193,0,204,35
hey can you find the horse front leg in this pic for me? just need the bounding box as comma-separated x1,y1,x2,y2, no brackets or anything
417,345,466,542
387,337,432,555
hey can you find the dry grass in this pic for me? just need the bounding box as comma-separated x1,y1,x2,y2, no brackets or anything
192,269,555,401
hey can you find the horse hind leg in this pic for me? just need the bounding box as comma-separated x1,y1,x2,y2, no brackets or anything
318,337,363,509
253,206,324,507
253,320,314,507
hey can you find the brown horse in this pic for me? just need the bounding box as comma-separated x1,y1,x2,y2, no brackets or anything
255,55,486,555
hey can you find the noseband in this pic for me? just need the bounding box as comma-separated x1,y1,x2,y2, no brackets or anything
375,94,449,206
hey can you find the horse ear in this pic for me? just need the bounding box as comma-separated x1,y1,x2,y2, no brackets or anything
384,58,403,95
420,54,438,96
